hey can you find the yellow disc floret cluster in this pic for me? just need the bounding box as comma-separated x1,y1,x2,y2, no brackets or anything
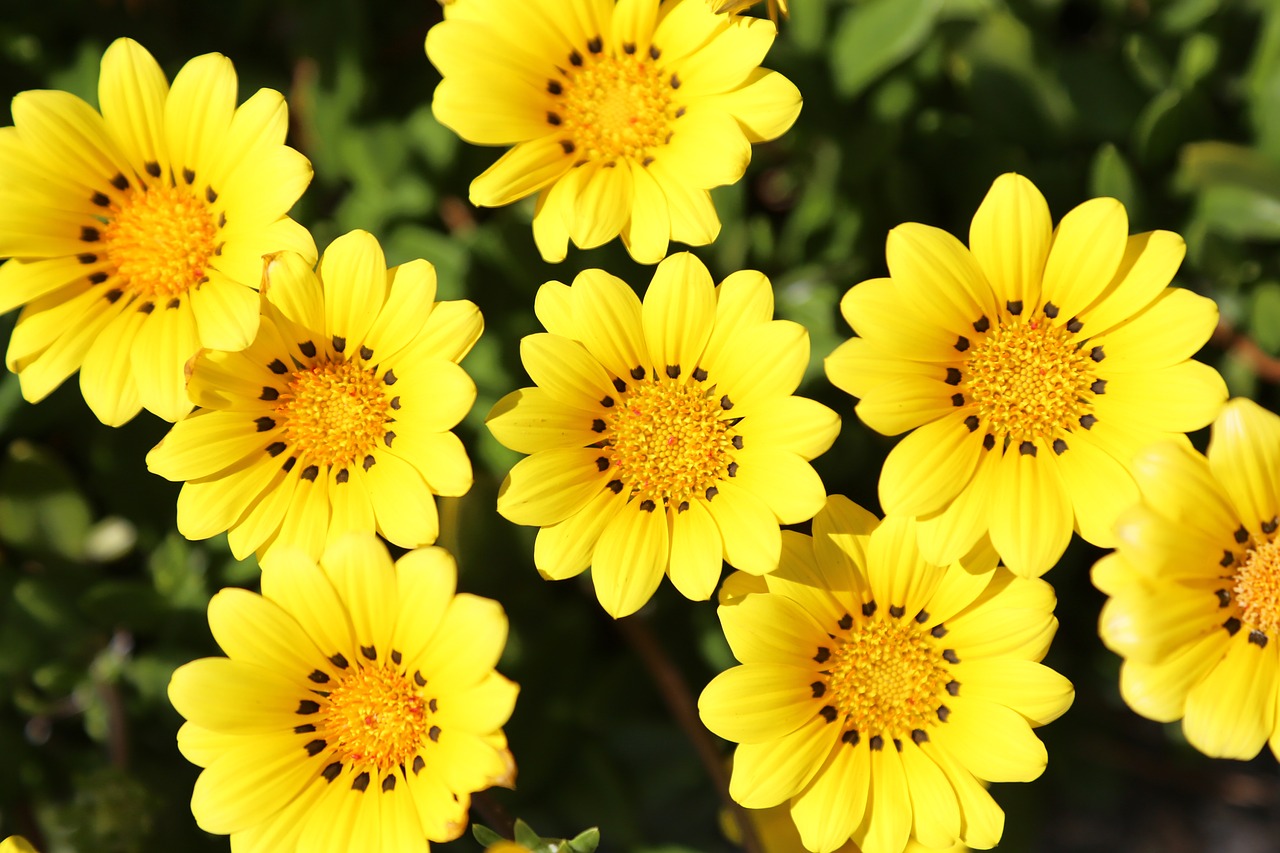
277,360,390,467
555,46,673,164
825,617,951,738
605,378,735,507
1234,538,1280,638
321,663,430,771
101,184,218,299
963,316,1096,444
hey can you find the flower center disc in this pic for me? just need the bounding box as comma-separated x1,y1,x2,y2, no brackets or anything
559,51,672,163
278,359,390,467
322,664,429,770
1235,538,1280,638
826,619,950,738
964,317,1095,444
101,184,217,299
605,378,734,506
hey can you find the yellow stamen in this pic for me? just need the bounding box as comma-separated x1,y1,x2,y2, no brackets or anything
963,316,1096,445
605,376,735,507
825,617,951,738
322,663,430,771
277,359,390,468
100,184,217,299
556,45,675,163
1234,538,1280,638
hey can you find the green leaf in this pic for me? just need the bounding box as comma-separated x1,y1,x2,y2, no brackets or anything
513,819,541,850
1247,3,1280,158
1250,282,1280,355
1124,34,1170,93
566,828,600,853
1088,143,1141,218
472,824,505,848
0,441,93,559
1174,33,1218,91
1156,0,1220,35
829,0,942,99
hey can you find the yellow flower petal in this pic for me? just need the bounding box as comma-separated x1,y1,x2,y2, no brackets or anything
931,693,1047,782
718,590,827,666
710,67,801,144
887,222,997,335
319,230,387,351
642,252,716,372
591,505,669,618
1076,229,1185,336
1040,196,1128,324
789,740,868,853
470,134,575,207
967,172,1051,311
707,479,782,575
1207,398,1280,533
900,744,960,850
497,448,609,527
878,412,984,517
191,731,320,835
728,715,839,808
1092,287,1216,373
986,449,1073,578
570,268,647,379
1117,632,1227,723
668,498,724,601
533,487,625,580
1182,633,1277,759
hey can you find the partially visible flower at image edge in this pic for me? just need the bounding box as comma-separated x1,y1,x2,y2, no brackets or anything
168,534,517,851
825,172,1226,578
426,0,801,264
1095,397,1280,760
0,37,314,425
147,229,480,566
699,495,1073,853
487,252,839,618
0,837,39,853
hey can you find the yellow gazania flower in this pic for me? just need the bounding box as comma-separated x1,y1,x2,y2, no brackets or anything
146,229,480,566
426,0,801,264
0,38,314,426
825,172,1226,579
0,837,39,853
699,496,1073,853
487,252,839,618
712,0,789,22
1094,398,1280,760
169,535,518,851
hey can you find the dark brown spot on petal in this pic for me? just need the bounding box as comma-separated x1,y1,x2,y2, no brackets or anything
973,316,990,333
308,670,330,683
640,499,657,512
819,705,838,723
1080,414,1097,430
810,682,825,698
81,226,100,242
297,700,320,715
255,417,276,432
322,762,342,782
1053,438,1068,455
814,646,830,663
1224,617,1241,636
942,649,959,664
869,735,884,751
1250,630,1269,648
861,601,876,617
269,359,288,374
1006,300,1023,315
305,739,327,756
351,772,370,792
945,368,962,385
260,386,279,401
1019,441,1037,456
429,725,441,742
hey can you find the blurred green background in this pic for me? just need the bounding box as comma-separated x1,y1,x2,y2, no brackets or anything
3,0,1280,850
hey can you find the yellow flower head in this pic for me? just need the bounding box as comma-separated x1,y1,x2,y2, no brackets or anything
825,172,1227,578
146,229,481,566
168,535,518,851
0,38,314,425
699,496,1073,853
425,0,801,264
487,253,839,618
1095,398,1280,760
0,838,39,853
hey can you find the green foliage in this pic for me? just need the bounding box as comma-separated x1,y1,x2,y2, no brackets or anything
1,0,1279,851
